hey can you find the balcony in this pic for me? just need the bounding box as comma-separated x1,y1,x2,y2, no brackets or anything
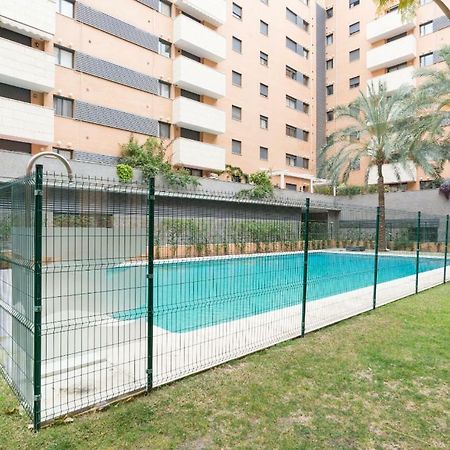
0,0,56,41
173,56,226,99
0,38,54,92
367,67,415,94
0,97,54,145
173,15,226,63
367,35,416,72
173,97,225,135
174,0,226,27
367,11,415,43
172,138,226,172
368,161,417,185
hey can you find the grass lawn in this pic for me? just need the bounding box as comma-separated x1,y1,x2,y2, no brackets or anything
1,285,449,450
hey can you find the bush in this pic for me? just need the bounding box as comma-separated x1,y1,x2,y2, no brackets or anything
119,136,199,188
237,171,274,199
116,164,134,183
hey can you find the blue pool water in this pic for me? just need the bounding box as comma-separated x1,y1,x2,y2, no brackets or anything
110,252,444,333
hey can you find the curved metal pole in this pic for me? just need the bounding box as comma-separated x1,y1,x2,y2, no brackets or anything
26,152,74,181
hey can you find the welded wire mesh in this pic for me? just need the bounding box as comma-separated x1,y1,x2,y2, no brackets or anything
0,175,36,418
1,171,449,429
40,175,150,422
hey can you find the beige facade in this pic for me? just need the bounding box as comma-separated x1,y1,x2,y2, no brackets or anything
0,0,448,191
324,0,450,191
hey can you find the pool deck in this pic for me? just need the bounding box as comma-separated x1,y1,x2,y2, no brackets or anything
39,253,449,422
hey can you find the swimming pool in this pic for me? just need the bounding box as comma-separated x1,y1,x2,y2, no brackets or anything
110,252,444,333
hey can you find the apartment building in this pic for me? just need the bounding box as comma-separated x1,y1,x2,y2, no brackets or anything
324,0,450,191
0,0,448,192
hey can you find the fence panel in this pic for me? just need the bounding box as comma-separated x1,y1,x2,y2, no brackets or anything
417,212,449,293
152,190,306,387
0,174,37,420
304,201,378,332
40,175,150,422
374,207,435,307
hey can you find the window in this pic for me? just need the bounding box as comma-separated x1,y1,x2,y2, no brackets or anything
54,147,73,160
286,125,296,138
232,3,242,20
420,52,433,67
286,37,297,52
186,168,203,177
286,154,296,166
386,32,406,43
327,110,334,121
286,183,297,191
326,58,334,70
181,89,200,101
420,21,433,36
232,139,242,155
349,48,360,62
286,8,309,32
259,147,268,161
53,96,74,118
260,51,268,66
326,7,333,18
349,76,360,89
181,50,201,62
387,62,407,73
232,71,242,87
232,105,242,121
57,0,74,18
420,0,432,4
351,158,361,171
326,84,334,95
286,37,308,58
260,20,269,35
349,0,360,8
326,34,333,45
159,0,171,16
286,95,297,109
260,83,268,97
232,36,242,53
158,39,171,58
286,66,296,79
181,128,200,141
260,115,268,129
158,122,170,139
55,46,74,68
286,66,309,86
349,22,360,35
159,81,170,98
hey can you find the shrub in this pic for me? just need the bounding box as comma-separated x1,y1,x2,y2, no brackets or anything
237,171,274,199
119,136,199,188
116,164,134,183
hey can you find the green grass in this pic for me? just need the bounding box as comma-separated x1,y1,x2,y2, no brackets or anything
1,285,449,450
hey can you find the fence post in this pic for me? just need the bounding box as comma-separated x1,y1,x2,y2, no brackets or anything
444,215,449,284
301,198,310,338
415,211,421,295
33,165,43,431
372,207,381,310
147,178,155,392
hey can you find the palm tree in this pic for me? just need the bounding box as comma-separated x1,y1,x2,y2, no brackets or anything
415,46,450,114
374,0,450,19
319,84,446,251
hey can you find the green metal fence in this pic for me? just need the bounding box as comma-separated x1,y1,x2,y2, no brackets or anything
0,169,449,429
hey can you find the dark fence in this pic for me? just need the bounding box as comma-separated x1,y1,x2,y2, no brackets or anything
0,168,449,429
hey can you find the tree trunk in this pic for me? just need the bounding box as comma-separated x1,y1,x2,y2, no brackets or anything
434,0,450,19
377,164,387,252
